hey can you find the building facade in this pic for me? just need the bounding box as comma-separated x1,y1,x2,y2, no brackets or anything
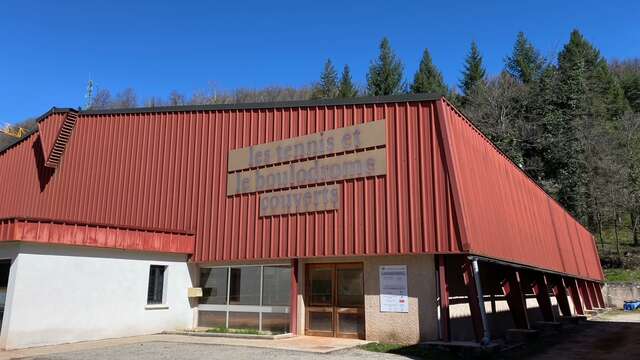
0,94,604,349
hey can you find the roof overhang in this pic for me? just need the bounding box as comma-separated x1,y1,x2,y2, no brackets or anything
0,217,195,255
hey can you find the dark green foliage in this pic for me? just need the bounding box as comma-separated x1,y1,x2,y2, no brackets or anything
312,59,339,99
611,59,640,113
411,48,447,94
366,38,405,95
549,30,630,224
460,41,486,98
338,64,358,98
505,32,545,84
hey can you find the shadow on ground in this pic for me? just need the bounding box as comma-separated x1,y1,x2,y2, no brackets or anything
362,312,640,360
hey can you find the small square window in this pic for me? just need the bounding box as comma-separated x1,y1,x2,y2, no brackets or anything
147,265,166,305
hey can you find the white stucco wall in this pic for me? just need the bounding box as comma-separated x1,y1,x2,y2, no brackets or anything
0,243,195,350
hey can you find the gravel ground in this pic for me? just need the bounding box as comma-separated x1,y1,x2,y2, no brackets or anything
27,342,407,360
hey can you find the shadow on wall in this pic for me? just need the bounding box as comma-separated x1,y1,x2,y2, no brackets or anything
32,138,54,191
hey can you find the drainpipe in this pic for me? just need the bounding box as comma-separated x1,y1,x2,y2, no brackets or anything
470,257,491,345
435,260,442,340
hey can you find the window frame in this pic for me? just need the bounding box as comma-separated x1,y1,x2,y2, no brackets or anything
147,265,168,306
198,264,291,333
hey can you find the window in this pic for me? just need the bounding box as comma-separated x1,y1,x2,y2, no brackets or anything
229,267,260,305
197,264,291,334
200,268,228,305
262,265,291,306
147,265,166,305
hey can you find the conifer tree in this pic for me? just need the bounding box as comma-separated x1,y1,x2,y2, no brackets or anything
366,38,405,95
338,64,358,98
313,59,339,99
460,41,487,97
505,32,545,84
411,48,447,94
551,30,629,222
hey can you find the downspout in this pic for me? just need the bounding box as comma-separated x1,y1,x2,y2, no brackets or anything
435,259,442,340
470,257,491,345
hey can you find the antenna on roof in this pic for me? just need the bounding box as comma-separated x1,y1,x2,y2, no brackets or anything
85,78,94,109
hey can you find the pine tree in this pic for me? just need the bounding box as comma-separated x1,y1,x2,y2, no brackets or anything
505,32,545,84
366,37,405,95
550,30,629,225
411,48,447,94
460,41,487,98
313,59,339,99
338,64,358,98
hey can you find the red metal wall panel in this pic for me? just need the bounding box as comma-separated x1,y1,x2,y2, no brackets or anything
437,100,603,281
0,96,603,281
0,218,194,254
0,100,462,262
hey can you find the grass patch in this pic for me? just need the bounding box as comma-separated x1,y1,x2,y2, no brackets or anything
359,342,407,353
604,268,640,283
205,327,263,335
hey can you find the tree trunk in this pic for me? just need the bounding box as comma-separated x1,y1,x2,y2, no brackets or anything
596,209,605,250
633,212,639,247
613,208,621,261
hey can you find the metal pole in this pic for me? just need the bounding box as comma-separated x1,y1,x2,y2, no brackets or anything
435,258,442,340
471,258,491,345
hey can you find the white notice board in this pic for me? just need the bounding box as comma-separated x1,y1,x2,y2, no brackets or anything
379,265,408,313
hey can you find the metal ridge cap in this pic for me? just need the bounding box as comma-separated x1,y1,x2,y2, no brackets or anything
79,93,444,116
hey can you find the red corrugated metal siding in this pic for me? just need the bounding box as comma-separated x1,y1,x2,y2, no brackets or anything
437,99,603,281
37,112,66,162
0,101,463,262
0,218,194,254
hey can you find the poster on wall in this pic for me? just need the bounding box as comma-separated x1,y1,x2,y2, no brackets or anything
379,265,408,313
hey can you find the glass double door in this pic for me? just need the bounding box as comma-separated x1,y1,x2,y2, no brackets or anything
305,263,364,339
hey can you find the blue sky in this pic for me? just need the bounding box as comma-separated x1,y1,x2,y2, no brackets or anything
1,0,638,122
